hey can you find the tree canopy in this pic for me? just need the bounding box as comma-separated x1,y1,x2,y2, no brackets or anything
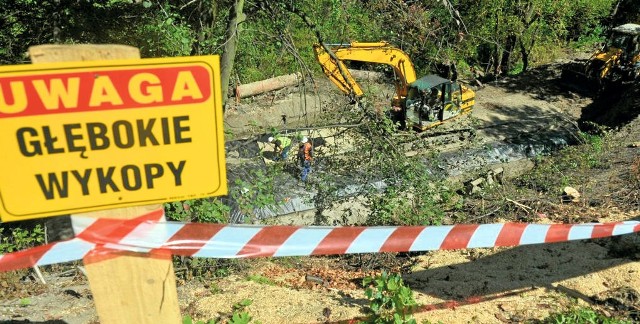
1,0,636,96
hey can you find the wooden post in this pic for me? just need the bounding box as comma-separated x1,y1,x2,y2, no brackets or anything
29,45,182,324
72,205,180,323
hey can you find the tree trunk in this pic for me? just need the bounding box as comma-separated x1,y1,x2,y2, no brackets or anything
492,13,502,75
519,38,529,72
493,44,502,76
220,0,246,110
519,30,538,74
500,34,516,76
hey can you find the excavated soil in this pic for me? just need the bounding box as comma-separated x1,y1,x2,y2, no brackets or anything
1,60,640,324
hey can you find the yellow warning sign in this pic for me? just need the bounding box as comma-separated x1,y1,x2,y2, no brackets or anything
0,56,227,221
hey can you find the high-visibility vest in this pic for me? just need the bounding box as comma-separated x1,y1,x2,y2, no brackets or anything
302,142,312,161
275,136,291,149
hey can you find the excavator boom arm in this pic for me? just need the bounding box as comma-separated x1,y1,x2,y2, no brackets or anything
313,42,418,99
313,44,363,97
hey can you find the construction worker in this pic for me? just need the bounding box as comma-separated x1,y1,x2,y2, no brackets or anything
297,137,313,182
426,87,442,120
268,135,292,161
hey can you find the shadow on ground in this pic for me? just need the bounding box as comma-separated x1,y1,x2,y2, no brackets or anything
496,60,640,131
485,62,577,100
579,82,640,130
405,233,639,300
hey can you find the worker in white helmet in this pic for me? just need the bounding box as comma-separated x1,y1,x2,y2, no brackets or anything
268,134,292,161
297,136,313,182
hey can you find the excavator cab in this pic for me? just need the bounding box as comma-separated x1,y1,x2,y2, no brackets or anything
405,75,473,131
608,25,640,65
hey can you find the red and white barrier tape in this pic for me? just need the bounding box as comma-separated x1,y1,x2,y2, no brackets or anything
1,211,639,273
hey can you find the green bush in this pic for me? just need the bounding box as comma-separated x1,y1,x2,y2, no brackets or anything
517,132,609,194
183,298,254,324
165,198,230,223
540,307,632,324
0,224,45,254
362,271,418,324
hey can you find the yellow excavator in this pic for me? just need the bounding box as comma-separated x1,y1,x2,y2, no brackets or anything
313,41,475,131
561,23,640,94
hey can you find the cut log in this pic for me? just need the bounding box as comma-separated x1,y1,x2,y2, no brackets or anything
348,69,384,82
236,73,301,98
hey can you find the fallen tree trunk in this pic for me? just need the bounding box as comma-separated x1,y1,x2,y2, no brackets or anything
234,69,384,99
236,73,301,98
348,69,384,82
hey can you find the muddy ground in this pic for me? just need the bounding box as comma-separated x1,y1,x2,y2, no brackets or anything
1,58,640,323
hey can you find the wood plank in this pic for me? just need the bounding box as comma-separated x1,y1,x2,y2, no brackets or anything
29,44,140,63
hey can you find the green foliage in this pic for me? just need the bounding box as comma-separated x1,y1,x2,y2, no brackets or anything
540,307,631,324
563,0,616,42
580,132,606,169
229,298,254,324
580,132,603,153
231,168,279,222
508,62,524,75
19,298,31,307
517,132,609,194
165,198,230,223
234,0,384,83
229,311,252,324
0,224,45,254
367,187,412,226
366,165,454,227
309,109,459,226
0,0,228,65
0,0,627,84
246,274,274,285
362,271,417,324
182,315,216,324
571,25,607,50
460,0,616,74
132,3,195,57
182,299,254,324
364,121,456,226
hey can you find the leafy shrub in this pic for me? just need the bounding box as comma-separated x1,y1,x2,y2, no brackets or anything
183,299,254,324
246,274,274,285
231,168,279,223
539,307,631,324
362,271,417,324
165,198,230,223
517,132,608,194
0,224,45,254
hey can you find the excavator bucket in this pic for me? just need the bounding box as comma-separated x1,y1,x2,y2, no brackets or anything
560,60,603,95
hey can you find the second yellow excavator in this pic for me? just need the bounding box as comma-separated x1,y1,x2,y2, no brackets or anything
561,23,640,94
313,41,475,130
